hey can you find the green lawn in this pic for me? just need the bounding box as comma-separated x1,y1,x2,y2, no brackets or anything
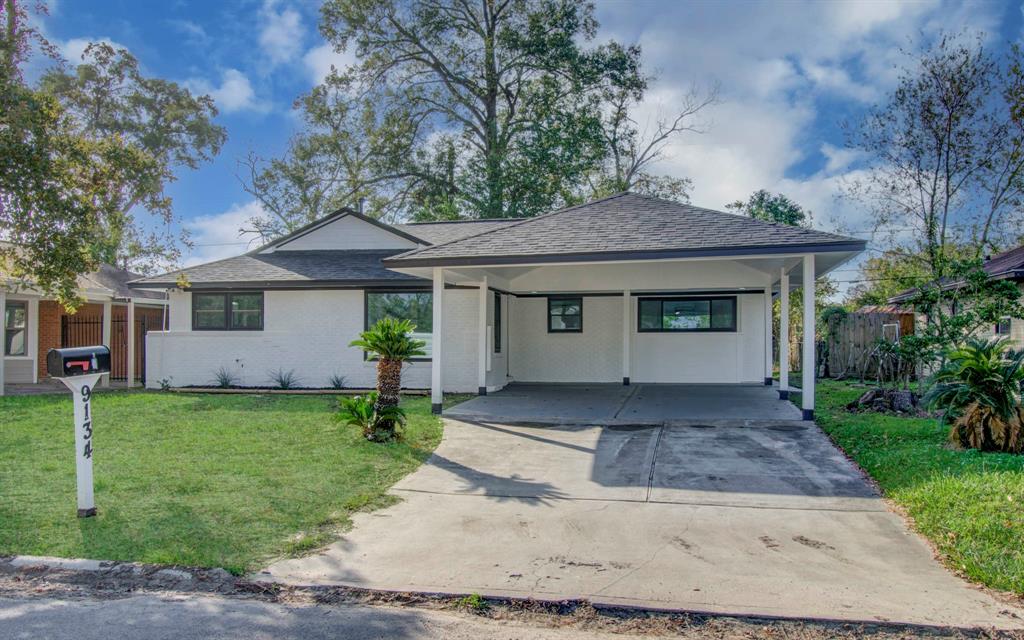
0,391,463,574
801,380,1024,595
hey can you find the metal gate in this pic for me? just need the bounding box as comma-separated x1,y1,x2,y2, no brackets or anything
61,314,148,383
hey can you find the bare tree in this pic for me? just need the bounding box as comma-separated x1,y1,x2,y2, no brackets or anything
590,80,719,202
843,33,1024,279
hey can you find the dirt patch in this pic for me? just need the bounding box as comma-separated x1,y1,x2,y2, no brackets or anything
793,535,838,551
759,535,781,551
0,557,1017,638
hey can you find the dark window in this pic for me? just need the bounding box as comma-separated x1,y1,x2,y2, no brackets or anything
365,291,432,358
995,317,1012,335
637,296,736,332
548,297,582,333
4,301,27,356
192,292,263,331
493,292,502,353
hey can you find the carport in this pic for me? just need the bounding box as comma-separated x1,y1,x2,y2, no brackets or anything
383,193,866,420
443,382,803,424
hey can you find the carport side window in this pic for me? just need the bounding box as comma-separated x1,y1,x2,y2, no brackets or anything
548,297,582,333
637,296,736,332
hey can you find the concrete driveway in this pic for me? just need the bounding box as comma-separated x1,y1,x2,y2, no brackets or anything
263,415,1023,629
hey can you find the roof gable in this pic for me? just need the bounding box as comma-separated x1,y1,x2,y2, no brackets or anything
393,219,523,244
258,209,425,253
384,192,865,267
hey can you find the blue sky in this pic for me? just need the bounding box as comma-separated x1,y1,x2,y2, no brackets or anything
34,0,1024,286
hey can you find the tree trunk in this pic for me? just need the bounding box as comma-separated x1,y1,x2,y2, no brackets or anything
481,2,503,219
375,357,402,409
374,357,403,439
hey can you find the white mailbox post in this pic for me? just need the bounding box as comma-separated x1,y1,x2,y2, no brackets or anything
46,346,111,518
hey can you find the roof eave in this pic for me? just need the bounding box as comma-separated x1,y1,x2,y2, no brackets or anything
126,277,429,290
382,241,867,269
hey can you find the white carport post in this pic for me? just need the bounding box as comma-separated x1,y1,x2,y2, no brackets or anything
764,275,773,386
126,300,136,387
622,289,630,385
477,276,488,396
802,254,816,420
431,267,444,414
101,301,112,387
0,289,6,396
778,267,790,400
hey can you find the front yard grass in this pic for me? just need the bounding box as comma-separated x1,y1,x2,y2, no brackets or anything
0,391,466,574
803,380,1024,595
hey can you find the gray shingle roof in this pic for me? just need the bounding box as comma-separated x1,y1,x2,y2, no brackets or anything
385,192,865,267
130,250,424,288
394,219,523,245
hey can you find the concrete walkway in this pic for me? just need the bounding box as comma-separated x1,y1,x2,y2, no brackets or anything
444,383,803,425
263,418,1024,629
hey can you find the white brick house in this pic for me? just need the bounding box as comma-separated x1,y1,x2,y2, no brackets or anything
131,193,865,420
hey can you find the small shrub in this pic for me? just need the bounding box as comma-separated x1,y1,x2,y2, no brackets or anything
157,377,173,391
456,593,489,612
269,368,301,390
924,337,1024,453
339,393,376,438
338,392,407,441
328,373,347,390
211,367,238,389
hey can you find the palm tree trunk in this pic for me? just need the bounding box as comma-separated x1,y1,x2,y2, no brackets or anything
375,357,402,438
376,358,402,408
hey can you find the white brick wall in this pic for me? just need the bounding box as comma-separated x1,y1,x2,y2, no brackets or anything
509,296,623,383
146,288,479,392
508,293,766,384
631,294,766,383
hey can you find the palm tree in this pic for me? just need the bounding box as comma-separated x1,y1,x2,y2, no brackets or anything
349,318,427,439
924,337,1024,452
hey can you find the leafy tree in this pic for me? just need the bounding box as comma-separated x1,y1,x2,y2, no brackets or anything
726,189,810,227
0,0,129,309
845,246,972,309
39,42,227,271
243,0,699,231
349,318,426,441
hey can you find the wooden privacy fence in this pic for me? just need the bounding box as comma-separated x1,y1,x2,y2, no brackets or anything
826,311,916,380
61,314,149,383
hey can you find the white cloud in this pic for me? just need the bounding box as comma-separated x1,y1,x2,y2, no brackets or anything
594,0,1002,214
593,0,1003,299
302,43,356,84
259,0,304,67
168,19,209,45
187,69,268,114
60,37,127,63
184,201,266,266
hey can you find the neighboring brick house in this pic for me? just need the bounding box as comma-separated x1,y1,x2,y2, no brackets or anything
131,192,866,420
1,259,168,391
888,244,1024,347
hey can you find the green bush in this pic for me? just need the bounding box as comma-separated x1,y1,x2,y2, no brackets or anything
924,337,1024,452
338,392,407,442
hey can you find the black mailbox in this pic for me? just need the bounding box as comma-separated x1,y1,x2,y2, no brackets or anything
47,346,111,377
